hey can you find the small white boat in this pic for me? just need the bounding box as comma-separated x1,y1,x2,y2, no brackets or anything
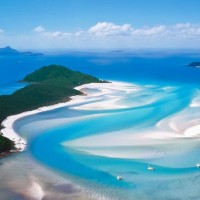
196,163,200,168
117,176,123,181
147,165,155,171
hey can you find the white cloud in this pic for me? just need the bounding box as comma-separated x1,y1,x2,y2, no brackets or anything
79,22,200,48
32,22,200,41
33,25,71,39
175,23,192,29
173,23,200,36
87,22,168,38
43,31,71,39
3,22,200,49
29,22,200,48
33,25,45,33
132,25,167,36
88,22,133,36
87,22,200,39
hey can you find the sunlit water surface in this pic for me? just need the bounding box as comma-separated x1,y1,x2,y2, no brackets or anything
1,50,200,199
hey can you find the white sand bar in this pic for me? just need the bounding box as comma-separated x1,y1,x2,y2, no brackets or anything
1,81,140,151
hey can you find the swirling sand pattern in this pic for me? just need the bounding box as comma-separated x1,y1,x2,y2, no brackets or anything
14,82,200,199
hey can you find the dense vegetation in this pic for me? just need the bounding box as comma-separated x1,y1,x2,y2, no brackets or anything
0,135,15,153
23,65,102,85
0,65,107,153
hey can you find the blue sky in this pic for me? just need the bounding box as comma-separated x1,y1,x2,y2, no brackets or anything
0,0,200,49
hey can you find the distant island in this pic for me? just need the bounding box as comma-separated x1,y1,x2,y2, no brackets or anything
0,46,43,56
188,62,200,68
0,65,107,155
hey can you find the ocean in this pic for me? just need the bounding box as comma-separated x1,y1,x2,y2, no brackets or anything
1,49,200,199
2,49,200,93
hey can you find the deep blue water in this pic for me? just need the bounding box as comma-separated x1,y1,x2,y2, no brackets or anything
1,49,200,95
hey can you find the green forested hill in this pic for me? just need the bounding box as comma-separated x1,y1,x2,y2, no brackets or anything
23,65,102,85
0,65,107,153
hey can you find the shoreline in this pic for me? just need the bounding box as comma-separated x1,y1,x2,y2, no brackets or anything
1,80,200,156
0,81,130,154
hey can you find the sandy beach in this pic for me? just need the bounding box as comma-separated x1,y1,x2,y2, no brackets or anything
2,81,200,154
1,81,140,152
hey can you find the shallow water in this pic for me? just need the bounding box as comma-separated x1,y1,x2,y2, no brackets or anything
12,82,200,199
1,50,200,199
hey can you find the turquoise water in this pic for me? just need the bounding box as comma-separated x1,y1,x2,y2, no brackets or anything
14,82,200,199
2,50,200,199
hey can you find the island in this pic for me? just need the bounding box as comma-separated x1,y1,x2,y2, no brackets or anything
188,62,200,68
0,46,43,56
0,65,107,155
